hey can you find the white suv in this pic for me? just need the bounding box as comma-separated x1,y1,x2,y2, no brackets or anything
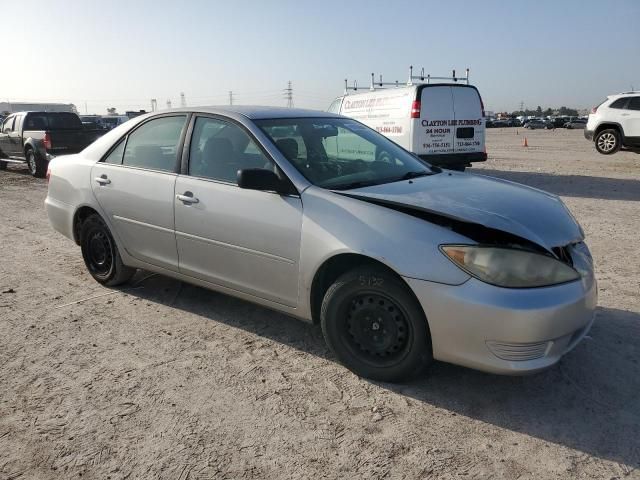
585,93,640,154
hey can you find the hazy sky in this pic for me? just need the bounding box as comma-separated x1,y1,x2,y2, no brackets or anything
2,0,639,114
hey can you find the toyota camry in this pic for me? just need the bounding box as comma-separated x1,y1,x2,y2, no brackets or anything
45,106,597,382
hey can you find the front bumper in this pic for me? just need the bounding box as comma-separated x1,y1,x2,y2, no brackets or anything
584,129,594,141
404,273,597,375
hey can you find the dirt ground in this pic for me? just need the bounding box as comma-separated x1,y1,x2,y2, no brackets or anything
1,128,639,480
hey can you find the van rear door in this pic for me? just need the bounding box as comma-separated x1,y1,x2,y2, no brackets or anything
416,86,455,155
451,86,484,154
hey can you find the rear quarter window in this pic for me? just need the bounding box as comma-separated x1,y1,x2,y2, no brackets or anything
609,98,628,109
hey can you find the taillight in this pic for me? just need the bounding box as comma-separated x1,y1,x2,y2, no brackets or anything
43,132,52,150
591,106,598,114
410,100,421,118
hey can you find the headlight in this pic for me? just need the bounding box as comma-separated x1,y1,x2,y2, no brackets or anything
441,245,581,288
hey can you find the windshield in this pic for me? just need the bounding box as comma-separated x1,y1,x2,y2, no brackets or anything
255,117,437,190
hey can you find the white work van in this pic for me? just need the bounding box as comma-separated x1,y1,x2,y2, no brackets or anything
328,68,487,170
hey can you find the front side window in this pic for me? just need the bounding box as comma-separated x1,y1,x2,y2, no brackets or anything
256,117,437,190
103,139,125,164
122,115,186,172
327,98,342,113
627,97,640,111
188,116,273,184
2,116,15,133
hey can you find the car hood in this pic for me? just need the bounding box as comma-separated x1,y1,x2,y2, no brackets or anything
343,172,583,250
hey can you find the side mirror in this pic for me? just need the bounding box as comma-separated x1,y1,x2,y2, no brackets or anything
237,168,292,194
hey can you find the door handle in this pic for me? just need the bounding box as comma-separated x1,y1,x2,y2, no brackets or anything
176,192,199,204
95,175,111,185
621,113,630,116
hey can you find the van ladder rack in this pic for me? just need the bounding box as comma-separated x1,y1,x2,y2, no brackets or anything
344,66,470,93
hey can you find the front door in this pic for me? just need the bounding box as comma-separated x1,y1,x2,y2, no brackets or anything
174,115,303,307
0,115,15,157
91,115,188,271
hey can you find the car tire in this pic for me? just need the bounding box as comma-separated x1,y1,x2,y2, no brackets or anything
80,214,135,286
25,148,47,178
320,267,433,382
0,160,6,170
595,129,621,155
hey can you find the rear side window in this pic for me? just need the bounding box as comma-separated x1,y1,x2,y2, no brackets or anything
122,115,186,172
627,97,640,111
609,98,628,109
24,113,82,130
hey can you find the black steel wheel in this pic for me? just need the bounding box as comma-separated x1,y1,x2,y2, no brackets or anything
80,214,134,286
321,267,432,382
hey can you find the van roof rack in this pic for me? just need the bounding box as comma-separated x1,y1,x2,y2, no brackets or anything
344,66,470,93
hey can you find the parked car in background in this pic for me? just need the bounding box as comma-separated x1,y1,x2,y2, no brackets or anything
524,119,547,129
101,115,129,130
0,112,101,177
565,118,587,129
491,119,509,128
45,106,596,382
329,71,486,171
507,118,521,127
585,92,640,154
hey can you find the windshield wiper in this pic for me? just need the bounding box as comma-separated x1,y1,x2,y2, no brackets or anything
397,170,435,181
329,180,381,191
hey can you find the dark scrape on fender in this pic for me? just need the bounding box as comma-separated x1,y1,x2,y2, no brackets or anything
338,192,549,254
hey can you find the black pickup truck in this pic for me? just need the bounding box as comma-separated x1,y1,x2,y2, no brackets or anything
0,112,101,177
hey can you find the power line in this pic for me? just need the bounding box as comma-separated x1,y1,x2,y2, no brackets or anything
283,81,294,108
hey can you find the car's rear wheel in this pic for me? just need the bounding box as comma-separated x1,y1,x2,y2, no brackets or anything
80,214,135,286
320,267,432,382
595,129,620,155
25,148,47,178
0,160,7,170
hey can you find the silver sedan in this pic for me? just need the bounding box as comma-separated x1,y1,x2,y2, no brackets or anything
45,107,597,382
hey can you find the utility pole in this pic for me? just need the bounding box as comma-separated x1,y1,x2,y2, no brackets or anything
151,99,157,112
180,92,186,108
166,99,172,109
85,101,88,114
283,81,294,108
519,101,525,113
229,91,234,105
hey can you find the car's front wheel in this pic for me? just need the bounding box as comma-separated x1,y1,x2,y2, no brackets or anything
80,214,135,286
321,267,433,382
595,129,621,155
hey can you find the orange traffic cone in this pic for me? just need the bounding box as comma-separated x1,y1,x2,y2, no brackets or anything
523,137,528,147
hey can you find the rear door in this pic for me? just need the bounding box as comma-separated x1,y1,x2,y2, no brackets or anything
91,114,188,271
623,96,640,138
416,86,455,155
451,86,484,154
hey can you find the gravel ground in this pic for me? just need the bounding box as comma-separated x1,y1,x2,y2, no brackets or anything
1,128,639,479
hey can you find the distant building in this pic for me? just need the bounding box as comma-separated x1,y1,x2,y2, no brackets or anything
0,102,76,114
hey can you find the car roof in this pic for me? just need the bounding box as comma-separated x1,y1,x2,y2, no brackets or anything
165,105,338,120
